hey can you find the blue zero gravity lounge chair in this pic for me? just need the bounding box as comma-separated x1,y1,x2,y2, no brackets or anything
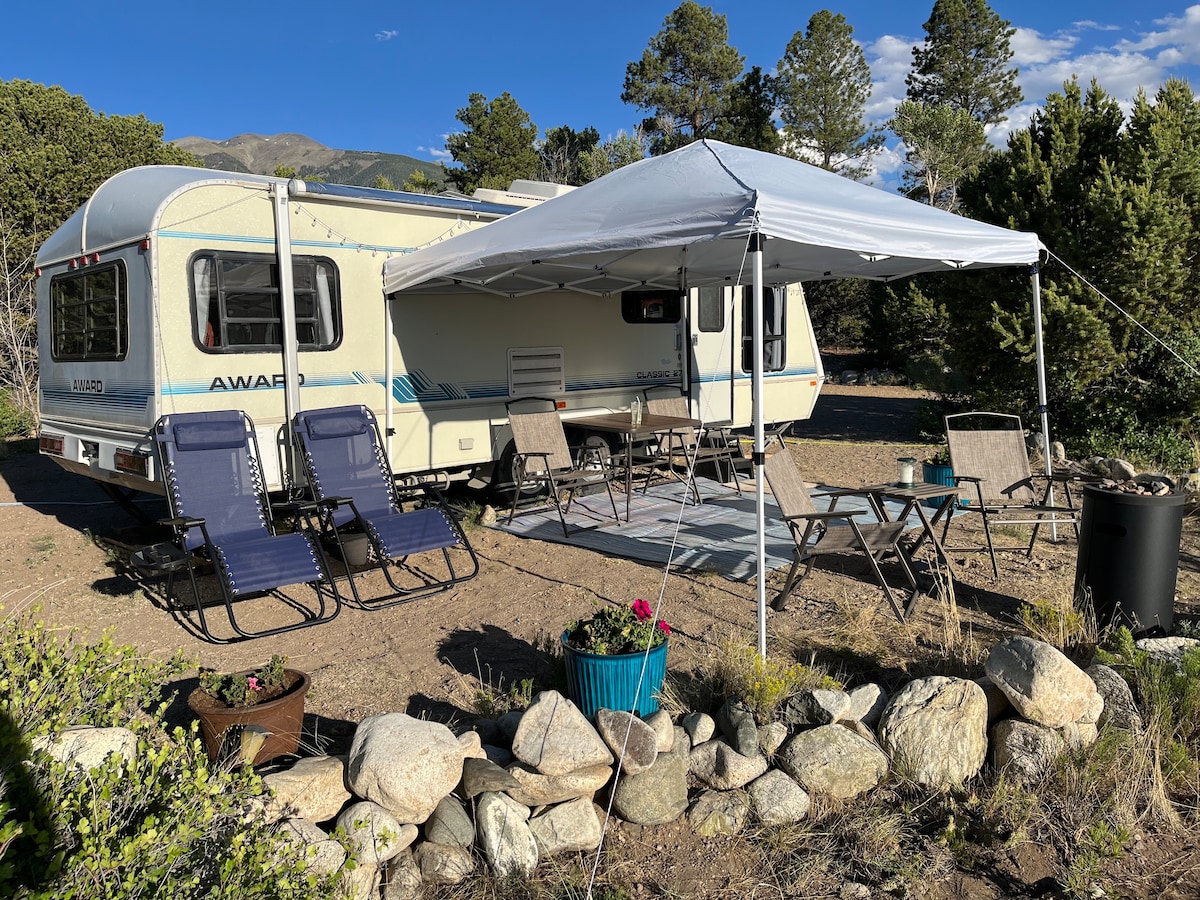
131,409,342,643
292,405,479,608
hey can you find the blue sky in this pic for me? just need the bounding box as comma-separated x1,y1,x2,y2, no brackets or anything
4,1,1199,184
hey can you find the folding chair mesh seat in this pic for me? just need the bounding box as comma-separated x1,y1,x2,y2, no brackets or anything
505,407,619,538
293,405,479,608
764,449,916,621
135,409,341,643
943,411,1078,578
640,393,742,501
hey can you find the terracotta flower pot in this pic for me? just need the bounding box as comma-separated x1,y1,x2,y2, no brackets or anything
187,669,310,765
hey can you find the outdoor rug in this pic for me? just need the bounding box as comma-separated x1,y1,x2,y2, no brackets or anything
489,478,928,581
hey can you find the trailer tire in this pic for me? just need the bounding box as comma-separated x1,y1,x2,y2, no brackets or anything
491,439,548,506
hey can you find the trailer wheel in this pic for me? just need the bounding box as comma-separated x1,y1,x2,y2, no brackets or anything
491,439,548,506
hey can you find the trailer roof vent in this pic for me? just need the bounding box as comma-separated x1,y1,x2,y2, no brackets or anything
508,346,566,398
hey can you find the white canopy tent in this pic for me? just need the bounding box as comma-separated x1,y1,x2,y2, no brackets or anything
382,140,1046,652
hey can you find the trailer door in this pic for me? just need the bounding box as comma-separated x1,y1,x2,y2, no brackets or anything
686,285,736,426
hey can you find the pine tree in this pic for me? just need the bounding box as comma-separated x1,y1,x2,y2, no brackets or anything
715,66,781,153
776,10,881,178
889,100,985,208
906,0,1022,126
621,1,744,155
444,92,539,194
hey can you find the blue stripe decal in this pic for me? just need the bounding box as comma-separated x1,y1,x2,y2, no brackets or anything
150,366,819,402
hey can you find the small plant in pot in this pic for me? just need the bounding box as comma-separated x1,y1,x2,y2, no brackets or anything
188,654,311,765
561,600,670,718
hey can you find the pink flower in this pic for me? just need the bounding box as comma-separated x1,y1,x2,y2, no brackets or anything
631,599,652,621
658,620,671,636
247,676,262,691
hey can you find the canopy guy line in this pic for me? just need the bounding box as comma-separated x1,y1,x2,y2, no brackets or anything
1047,249,1200,379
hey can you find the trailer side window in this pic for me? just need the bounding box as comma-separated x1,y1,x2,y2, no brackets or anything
50,263,128,361
740,285,786,373
621,289,681,324
696,285,724,332
191,252,341,352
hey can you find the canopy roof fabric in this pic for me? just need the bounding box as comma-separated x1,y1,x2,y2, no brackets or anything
383,140,1042,298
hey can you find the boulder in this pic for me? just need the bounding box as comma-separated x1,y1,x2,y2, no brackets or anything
611,746,690,825
845,683,889,728
382,849,423,900
716,697,761,757
510,690,613,775
985,636,1103,728
877,676,988,788
33,726,137,771
475,791,539,877
759,720,788,758
529,796,602,855
336,800,417,866
687,789,751,836
777,725,889,799
1086,664,1142,731
1135,637,1200,667
263,755,350,823
991,719,1064,781
458,757,522,799
275,818,346,876
413,842,476,885
347,713,465,823
748,769,810,825
780,688,851,728
689,739,769,790
423,795,475,848
681,711,716,746
595,709,659,775
644,709,676,752
504,761,613,807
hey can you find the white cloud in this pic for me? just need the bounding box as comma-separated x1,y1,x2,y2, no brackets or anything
418,145,451,161
1114,5,1200,60
375,29,399,41
864,34,919,122
1010,27,1077,66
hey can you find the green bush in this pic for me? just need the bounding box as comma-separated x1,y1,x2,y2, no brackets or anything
0,391,34,440
0,613,342,899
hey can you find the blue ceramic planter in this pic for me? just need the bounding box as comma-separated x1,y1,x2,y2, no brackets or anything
922,462,968,510
561,631,668,718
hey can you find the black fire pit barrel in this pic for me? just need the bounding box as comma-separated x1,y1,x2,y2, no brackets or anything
1074,482,1185,636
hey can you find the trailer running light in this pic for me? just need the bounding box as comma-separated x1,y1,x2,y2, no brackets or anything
140,239,150,251
39,434,65,456
115,448,151,477
90,252,100,264
555,400,566,409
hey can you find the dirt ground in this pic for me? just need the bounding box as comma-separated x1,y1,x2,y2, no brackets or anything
5,382,1200,898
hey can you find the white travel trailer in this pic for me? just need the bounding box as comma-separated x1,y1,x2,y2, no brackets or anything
36,166,823,501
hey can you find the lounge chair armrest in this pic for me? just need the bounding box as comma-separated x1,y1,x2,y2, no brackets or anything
952,475,983,485
277,498,328,515
813,487,878,499
160,515,204,529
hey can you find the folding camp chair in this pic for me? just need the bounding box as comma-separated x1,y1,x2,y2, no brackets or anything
764,449,917,620
292,405,479,609
942,411,1079,578
130,410,341,644
505,401,619,538
636,392,743,502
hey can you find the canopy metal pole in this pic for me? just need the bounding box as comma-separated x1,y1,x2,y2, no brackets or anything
1031,263,1057,538
750,233,767,657
273,182,301,486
